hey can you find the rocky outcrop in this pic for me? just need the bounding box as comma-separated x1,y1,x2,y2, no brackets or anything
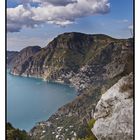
92,73,133,140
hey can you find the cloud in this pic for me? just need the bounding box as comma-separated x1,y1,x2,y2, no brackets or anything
7,5,44,32
7,0,110,32
116,19,129,23
8,0,77,6
33,0,77,6
128,24,133,30
128,24,133,36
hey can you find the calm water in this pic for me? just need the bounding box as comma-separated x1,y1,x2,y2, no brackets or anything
7,73,76,131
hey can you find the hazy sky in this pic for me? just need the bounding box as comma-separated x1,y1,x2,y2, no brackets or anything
7,0,133,51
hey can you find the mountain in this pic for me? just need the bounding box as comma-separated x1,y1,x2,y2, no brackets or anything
7,32,133,140
7,51,19,68
8,32,133,90
7,46,41,75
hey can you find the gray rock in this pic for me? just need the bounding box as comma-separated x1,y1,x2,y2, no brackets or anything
92,73,133,140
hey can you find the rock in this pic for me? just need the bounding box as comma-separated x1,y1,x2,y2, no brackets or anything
92,73,133,140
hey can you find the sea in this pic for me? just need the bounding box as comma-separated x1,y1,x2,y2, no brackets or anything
7,72,76,131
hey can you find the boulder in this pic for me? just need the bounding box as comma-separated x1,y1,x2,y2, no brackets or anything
92,73,133,140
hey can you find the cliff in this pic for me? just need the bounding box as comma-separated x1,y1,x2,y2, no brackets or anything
92,73,133,140
8,46,41,76
7,32,133,140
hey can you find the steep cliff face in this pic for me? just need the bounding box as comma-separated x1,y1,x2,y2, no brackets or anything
9,46,41,76
92,73,133,140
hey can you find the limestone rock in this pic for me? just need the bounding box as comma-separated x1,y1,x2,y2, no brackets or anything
92,73,133,140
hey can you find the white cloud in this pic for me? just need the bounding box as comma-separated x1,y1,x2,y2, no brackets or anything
7,0,110,32
123,19,129,23
8,0,77,6
128,24,133,30
116,19,129,23
7,5,44,32
33,0,77,6
128,24,133,36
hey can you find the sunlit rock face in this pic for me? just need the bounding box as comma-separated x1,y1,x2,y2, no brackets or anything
92,73,133,140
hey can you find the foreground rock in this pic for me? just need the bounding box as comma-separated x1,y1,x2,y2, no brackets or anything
92,73,133,140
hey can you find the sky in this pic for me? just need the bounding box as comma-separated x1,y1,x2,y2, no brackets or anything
7,0,133,51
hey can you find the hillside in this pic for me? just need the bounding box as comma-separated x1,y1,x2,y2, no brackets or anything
7,32,133,140
7,123,31,140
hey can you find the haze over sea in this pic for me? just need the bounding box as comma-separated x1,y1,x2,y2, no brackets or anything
7,72,76,131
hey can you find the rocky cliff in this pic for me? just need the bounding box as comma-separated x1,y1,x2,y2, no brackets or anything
7,32,133,140
8,46,41,76
7,51,19,68
92,73,133,140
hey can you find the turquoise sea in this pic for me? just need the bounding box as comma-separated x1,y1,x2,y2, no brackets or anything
7,73,76,131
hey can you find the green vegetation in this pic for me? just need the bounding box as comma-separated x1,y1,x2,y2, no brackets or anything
85,119,97,140
7,123,31,140
77,119,97,140
88,119,96,129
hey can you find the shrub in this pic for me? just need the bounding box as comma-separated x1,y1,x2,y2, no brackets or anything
77,119,97,140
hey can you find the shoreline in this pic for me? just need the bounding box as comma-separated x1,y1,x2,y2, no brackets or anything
8,70,80,132
9,70,79,93
9,71,75,87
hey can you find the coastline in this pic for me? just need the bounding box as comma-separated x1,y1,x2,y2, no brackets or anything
7,71,78,132
9,70,79,94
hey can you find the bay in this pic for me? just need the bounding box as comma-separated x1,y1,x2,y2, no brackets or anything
7,72,76,131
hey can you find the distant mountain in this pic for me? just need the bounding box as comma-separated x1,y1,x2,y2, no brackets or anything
7,51,18,68
7,32,133,139
7,46,41,74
